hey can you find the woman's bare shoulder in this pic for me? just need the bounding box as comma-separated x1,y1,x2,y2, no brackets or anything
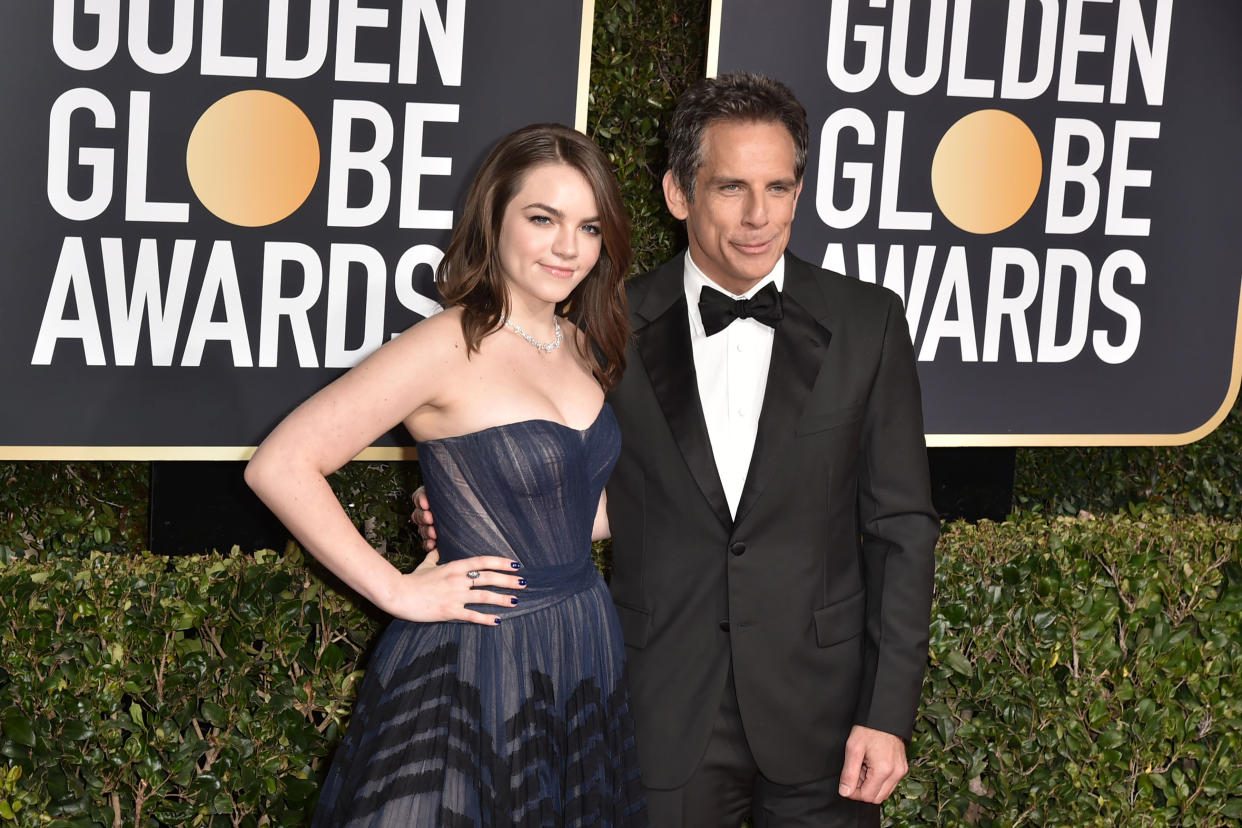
560,317,599,373
384,307,468,361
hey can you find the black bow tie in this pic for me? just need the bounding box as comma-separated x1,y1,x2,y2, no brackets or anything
698,282,783,336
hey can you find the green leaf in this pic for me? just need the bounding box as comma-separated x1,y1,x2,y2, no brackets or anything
1,709,36,748
1096,729,1125,749
60,720,93,741
945,649,973,677
200,701,227,728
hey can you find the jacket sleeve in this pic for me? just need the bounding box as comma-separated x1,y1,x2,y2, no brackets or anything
853,293,940,741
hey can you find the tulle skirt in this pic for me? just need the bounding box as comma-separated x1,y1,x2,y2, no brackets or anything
311,577,647,827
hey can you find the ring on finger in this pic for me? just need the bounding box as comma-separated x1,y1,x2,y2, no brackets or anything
466,570,480,580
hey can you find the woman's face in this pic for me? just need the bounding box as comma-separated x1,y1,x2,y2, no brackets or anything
496,162,603,312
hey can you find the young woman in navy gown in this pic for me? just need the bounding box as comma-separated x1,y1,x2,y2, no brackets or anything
246,123,645,827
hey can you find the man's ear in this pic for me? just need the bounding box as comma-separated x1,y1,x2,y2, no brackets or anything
662,170,690,221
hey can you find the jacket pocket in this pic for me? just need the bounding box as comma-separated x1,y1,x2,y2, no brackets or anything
812,591,865,647
796,402,865,435
613,601,652,649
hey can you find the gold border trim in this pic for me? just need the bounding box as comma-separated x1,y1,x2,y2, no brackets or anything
575,0,595,131
927,284,1242,447
706,0,723,77
0,445,420,462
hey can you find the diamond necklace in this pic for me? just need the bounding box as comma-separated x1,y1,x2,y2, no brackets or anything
501,316,563,353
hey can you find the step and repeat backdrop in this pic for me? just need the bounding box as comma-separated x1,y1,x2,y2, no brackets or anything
0,0,592,458
711,0,1242,445
2,1,1240,456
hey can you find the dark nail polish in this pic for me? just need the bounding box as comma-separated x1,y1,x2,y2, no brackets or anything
494,617,502,624
510,561,522,569
518,578,527,586
510,597,519,605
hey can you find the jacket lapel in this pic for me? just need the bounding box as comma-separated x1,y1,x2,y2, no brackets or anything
633,257,734,530
734,256,832,523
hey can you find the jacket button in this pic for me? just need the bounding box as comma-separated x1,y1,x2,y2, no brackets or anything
729,542,746,556
718,620,730,631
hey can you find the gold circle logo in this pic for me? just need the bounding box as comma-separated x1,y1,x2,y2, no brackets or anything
931,109,1042,235
186,90,320,227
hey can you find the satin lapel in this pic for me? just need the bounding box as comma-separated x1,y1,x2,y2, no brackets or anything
635,295,734,530
734,261,832,524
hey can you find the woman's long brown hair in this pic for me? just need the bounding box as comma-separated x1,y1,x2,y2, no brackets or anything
436,124,631,390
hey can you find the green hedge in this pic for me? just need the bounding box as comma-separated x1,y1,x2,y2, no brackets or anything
1,464,147,563
900,514,1242,827
4,0,1239,544
3,514,1239,825
1013,396,1242,520
0,548,378,826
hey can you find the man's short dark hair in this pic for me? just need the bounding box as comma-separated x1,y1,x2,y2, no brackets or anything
666,72,809,201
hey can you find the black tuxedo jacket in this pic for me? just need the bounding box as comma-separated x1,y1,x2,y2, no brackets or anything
604,252,939,789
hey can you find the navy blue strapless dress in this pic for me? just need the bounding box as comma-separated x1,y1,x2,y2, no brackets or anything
312,404,646,827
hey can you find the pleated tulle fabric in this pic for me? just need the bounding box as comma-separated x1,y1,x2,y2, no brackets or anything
312,404,646,827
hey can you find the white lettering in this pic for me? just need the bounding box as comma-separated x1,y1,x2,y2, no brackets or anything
125,92,189,223
47,88,115,221
853,243,935,337
877,111,932,231
51,0,119,71
200,0,259,77
259,242,323,367
336,0,391,83
1045,118,1104,235
1000,0,1058,99
1111,0,1173,105
326,243,387,367
946,0,993,98
393,244,445,324
399,102,458,229
982,247,1039,362
181,241,253,366
127,0,194,74
1058,0,1110,103
887,0,947,96
1094,249,1144,363
1037,248,1093,362
32,237,107,365
326,99,394,227
398,0,466,86
826,0,882,93
918,246,977,362
266,0,331,79
1104,120,1159,236
101,237,193,366
816,108,874,230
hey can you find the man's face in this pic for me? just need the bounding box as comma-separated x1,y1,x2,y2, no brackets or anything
663,119,802,295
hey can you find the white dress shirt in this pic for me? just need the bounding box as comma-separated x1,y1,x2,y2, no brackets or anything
683,252,785,517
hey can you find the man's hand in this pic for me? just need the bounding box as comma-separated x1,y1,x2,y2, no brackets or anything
410,485,437,552
838,725,908,804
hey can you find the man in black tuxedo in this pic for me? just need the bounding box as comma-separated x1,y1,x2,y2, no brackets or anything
416,73,937,826
602,73,938,826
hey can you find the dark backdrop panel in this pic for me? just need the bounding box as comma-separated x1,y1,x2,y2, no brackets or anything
715,0,1242,443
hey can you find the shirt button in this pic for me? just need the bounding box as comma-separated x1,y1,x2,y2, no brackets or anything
737,409,746,418
719,619,731,632
735,342,744,352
